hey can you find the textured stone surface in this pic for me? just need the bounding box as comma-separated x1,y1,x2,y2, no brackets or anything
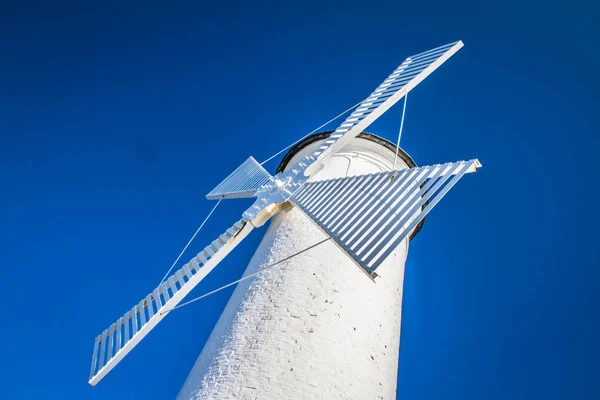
178,138,411,400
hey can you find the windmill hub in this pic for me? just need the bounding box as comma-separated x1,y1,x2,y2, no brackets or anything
273,176,288,189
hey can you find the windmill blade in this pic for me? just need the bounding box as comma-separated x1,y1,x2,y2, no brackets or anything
206,156,272,200
88,218,254,386
291,159,481,275
306,41,464,175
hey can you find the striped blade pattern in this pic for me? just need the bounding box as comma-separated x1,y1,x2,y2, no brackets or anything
291,159,480,274
206,156,272,200
88,219,253,386
307,41,463,173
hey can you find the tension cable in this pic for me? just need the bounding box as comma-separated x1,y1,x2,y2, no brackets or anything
160,238,330,315
158,198,223,285
393,92,408,170
260,101,363,165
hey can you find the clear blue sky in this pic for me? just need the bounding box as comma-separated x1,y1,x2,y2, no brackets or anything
0,1,598,399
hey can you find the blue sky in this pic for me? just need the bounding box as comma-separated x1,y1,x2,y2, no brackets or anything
0,1,598,399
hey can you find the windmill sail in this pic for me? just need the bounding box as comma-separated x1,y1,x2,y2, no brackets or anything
88,219,254,386
206,156,272,200
306,41,463,175
291,159,481,274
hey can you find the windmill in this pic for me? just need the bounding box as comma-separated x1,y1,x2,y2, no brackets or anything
88,41,481,398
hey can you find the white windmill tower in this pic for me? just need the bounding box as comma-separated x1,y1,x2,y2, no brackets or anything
88,41,481,399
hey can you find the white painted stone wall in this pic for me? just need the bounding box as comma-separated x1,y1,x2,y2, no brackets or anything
178,136,412,400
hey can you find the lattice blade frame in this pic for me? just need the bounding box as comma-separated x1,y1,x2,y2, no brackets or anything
305,41,464,175
206,156,272,200
88,219,254,386
291,159,481,275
